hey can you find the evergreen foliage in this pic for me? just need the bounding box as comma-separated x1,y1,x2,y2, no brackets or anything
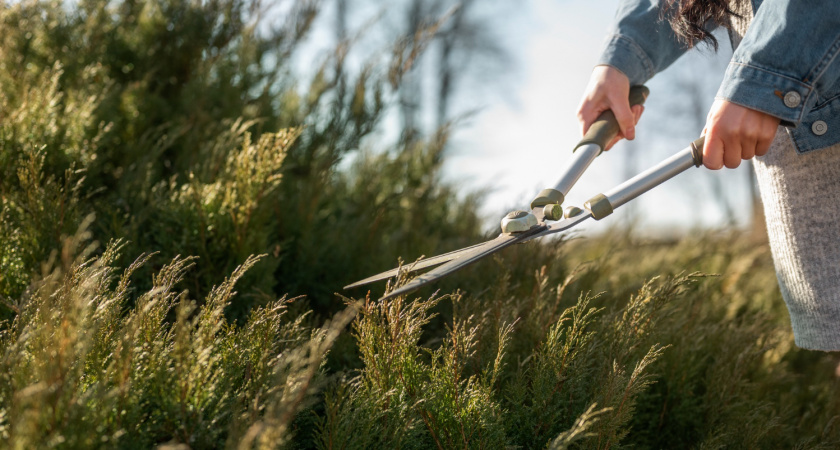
0,0,839,448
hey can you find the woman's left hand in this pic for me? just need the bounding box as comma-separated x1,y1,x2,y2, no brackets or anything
702,99,781,170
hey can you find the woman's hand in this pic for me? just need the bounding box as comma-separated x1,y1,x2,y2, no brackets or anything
577,65,645,151
702,99,780,169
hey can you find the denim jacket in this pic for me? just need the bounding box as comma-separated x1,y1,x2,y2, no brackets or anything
598,0,840,154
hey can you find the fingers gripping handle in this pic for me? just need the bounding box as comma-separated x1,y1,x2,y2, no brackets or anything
531,86,650,211
576,85,650,153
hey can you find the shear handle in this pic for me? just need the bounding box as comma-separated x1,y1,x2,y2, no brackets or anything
575,85,650,153
585,136,706,219
532,85,649,210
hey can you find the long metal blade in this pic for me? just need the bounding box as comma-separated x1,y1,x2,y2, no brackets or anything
380,224,547,300
343,241,491,289
380,210,594,299
348,210,593,294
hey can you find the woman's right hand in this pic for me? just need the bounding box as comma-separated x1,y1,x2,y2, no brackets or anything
577,65,645,150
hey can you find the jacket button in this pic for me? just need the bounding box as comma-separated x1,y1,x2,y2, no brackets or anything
783,91,801,108
812,120,828,136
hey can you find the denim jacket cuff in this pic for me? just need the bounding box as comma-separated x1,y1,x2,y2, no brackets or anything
597,34,655,86
716,61,814,126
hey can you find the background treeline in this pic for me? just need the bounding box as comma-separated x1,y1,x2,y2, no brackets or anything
0,0,838,448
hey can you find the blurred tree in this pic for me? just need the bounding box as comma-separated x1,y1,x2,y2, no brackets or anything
433,0,511,130
368,0,513,143
400,0,425,143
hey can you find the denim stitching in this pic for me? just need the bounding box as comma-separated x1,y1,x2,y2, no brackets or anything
611,34,656,81
727,61,812,90
807,35,840,87
813,93,840,111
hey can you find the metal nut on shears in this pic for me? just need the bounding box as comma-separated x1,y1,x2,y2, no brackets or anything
500,210,538,233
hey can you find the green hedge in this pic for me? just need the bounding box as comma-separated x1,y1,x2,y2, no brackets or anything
1,1,838,448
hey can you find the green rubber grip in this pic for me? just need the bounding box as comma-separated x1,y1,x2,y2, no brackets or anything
584,193,614,220
690,135,705,167
575,85,650,153
530,188,564,209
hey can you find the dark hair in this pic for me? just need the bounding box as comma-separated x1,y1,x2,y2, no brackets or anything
663,0,738,50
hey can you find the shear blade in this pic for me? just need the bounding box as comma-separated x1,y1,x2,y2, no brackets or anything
345,209,593,300
380,225,547,300
343,241,490,290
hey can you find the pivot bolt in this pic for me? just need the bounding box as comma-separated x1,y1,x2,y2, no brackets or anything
501,210,538,233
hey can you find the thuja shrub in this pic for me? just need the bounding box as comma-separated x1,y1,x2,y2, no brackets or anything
0,1,839,448
316,233,840,449
0,0,489,445
317,290,508,449
0,0,483,319
0,229,355,448
315,270,689,449
2,226,840,447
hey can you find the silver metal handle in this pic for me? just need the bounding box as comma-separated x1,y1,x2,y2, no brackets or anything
529,86,650,212
553,143,601,194
584,142,702,220
604,145,696,209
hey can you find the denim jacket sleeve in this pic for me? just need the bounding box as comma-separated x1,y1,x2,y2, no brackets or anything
596,0,691,86
598,0,840,153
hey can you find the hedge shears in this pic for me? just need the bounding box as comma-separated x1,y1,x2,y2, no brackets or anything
345,86,706,300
